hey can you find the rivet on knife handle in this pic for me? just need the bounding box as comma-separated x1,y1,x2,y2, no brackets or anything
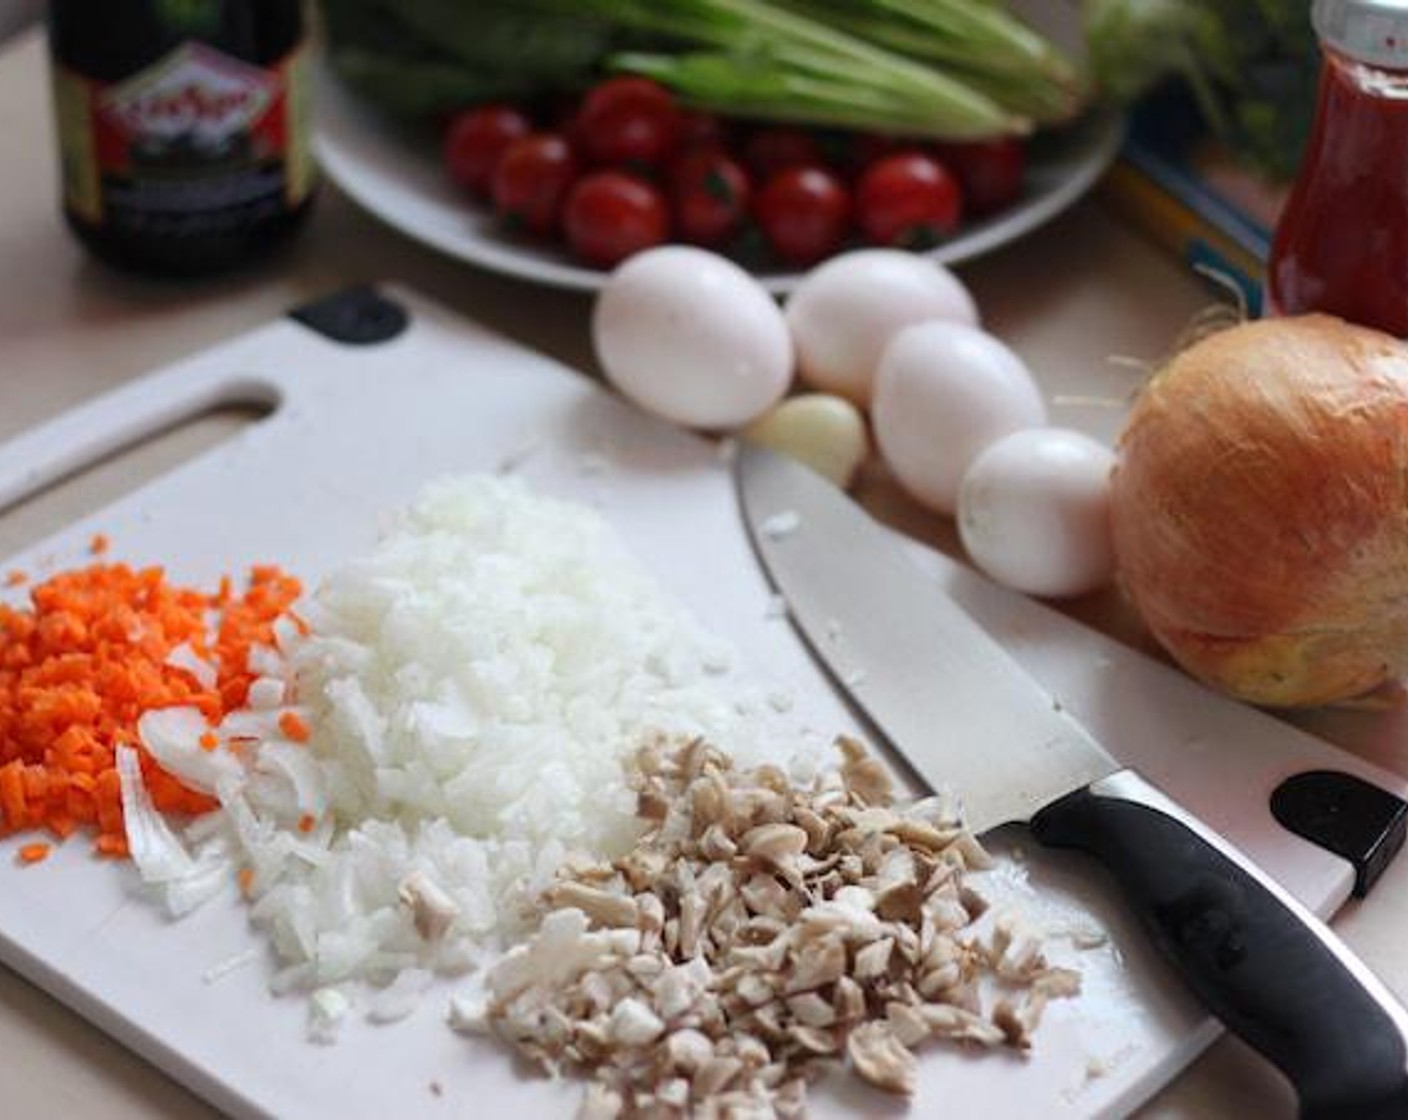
1032,769,1408,1120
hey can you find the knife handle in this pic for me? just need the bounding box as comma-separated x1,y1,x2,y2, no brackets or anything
1030,769,1408,1120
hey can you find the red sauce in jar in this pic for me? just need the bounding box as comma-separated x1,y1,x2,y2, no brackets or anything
1268,51,1408,337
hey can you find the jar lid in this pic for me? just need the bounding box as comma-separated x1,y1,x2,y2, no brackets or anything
1315,0,1408,68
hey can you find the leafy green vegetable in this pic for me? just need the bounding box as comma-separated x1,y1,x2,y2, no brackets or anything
575,0,1023,137
1084,0,1319,179
390,0,616,84
323,0,1087,139
323,0,616,113
781,0,1087,124
329,50,537,118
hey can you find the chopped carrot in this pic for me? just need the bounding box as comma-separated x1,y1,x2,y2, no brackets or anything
0,766,26,831
4,571,25,588
297,813,316,834
279,711,311,744
17,842,50,865
198,731,219,752
237,867,255,896
89,533,110,556
0,562,303,858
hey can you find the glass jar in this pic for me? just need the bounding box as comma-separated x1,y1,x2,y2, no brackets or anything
1268,0,1408,336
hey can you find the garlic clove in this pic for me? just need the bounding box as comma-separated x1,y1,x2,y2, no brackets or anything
742,394,869,489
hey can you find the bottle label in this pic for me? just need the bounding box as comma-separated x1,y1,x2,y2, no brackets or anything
53,40,315,236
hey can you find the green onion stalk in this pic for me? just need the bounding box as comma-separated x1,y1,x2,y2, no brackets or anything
529,0,1034,138
779,0,1088,123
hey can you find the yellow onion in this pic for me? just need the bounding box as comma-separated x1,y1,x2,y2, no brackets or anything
1110,314,1408,707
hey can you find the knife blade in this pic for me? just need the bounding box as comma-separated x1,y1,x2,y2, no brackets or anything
736,442,1408,1120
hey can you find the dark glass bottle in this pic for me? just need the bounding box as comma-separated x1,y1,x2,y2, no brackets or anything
47,0,317,277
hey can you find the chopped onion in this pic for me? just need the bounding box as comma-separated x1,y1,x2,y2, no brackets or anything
164,642,217,690
201,948,259,985
254,741,329,817
163,839,233,918
216,708,281,744
367,968,434,1023
308,987,351,1044
247,644,287,679
180,477,806,1011
116,745,195,884
246,677,287,710
137,707,244,794
446,990,490,1034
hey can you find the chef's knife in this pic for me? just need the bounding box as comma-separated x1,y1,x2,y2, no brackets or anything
735,443,1408,1120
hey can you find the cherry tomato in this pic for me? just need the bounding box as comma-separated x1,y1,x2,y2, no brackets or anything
491,134,579,236
850,132,906,169
677,109,729,150
743,126,823,180
755,166,852,266
442,105,532,196
934,138,1025,216
564,171,670,268
669,148,752,247
574,77,681,168
551,96,591,155
855,153,962,248
831,131,905,181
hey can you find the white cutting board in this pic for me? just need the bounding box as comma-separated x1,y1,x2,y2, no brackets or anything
0,285,1401,1120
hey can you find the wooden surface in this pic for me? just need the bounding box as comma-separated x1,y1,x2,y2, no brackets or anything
0,24,1397,1120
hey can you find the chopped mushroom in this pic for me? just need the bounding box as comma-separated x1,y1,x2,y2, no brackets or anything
397,870,459,942
846,1021,917,1094
548,882,641,929
577,1083,623,1120
483,736,1078,1117
609,998,666,1046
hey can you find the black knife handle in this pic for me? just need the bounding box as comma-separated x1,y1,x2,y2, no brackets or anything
1031,769,1408,1120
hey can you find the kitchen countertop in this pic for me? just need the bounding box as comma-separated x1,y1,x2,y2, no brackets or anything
0,24,1402,1120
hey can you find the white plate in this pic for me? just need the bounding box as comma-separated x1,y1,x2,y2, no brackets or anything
313,69,1125,294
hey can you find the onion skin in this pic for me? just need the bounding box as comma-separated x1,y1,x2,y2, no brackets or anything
1110,314,1408,708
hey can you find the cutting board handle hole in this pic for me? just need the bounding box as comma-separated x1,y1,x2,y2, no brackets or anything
0,388,277,560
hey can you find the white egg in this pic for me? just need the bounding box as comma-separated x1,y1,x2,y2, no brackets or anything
593,246,792,430
743,394,869,488
957,428,1117,599
872,321,1046,515
784,249,978,405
